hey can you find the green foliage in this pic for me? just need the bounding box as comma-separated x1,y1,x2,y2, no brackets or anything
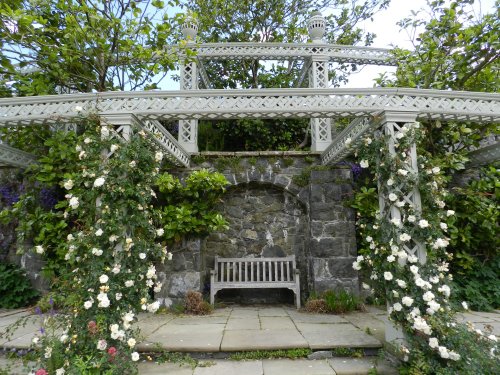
0,128,81,280
156,169,229,242
446,166,499,310
331,348,364,357
0,0,179,94
229,348,312,361
0,262,38,308
305,289,362,314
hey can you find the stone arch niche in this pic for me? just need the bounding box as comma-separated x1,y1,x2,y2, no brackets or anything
156,154,359,307
201,182,309,304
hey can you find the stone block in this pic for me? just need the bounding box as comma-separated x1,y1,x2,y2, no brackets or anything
274,175,291,189
328,257,358,278
323,184,342,201
310,202,338,221
310,169,337,183
168,271,200,297
310,184,324,203
310,238,344,257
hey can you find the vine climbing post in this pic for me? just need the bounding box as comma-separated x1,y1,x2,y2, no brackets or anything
178,16,199,153
376,111,426,344
307,11,332,152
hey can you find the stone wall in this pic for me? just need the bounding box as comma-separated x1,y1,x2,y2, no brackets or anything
157,152,359,307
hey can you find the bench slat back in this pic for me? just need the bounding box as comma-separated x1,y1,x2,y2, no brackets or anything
214,256,296,283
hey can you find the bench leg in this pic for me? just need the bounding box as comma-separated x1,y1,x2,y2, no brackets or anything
295,272,301,309
210,273,215,306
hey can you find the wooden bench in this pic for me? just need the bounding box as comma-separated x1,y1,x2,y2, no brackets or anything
210,256,301,308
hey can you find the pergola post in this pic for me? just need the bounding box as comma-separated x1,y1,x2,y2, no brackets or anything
308,12,332,152
178,16,199,153
377,111,426,345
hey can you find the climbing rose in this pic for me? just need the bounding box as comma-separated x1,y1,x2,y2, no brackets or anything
418,219,429,228
131,352,140,361
69,196,79,209
35,370,48,375
429,337,439,348
63,180,74,190
35,245,44,254
360,160,369,168
384,272,393,281
97,339,107,351
93,177,105,188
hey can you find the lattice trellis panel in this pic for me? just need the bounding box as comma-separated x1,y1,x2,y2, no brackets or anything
101,114,190,167
179,58,199,152
0,89,498,127
0,142,37,168
378,113,426,264
309,58,332,151
172,43,396,66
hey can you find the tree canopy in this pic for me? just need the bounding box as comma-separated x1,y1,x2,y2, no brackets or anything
0,0,180,95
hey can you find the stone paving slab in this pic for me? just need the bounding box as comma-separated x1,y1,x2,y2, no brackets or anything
342,312,386,343
258,307,288,317
229,308,260,319
456,313,496,323
171,316,229,325
328,358,398,375
144,324,224,352
262,359,335,375
467,311,500,321
136,314,175,338
260,316,295,330
225,318,261,330
221,329,308,351
138,361,194,375
287,312,349,324
193,360,263,375
296,323,382,349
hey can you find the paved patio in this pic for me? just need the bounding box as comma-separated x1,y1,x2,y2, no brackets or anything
1,305,499,374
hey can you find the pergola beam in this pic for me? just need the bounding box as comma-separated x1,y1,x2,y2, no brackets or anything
0,142,37,168
0,88,498,126
172,42,396,66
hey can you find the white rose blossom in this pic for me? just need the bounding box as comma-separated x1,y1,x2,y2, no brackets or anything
397,169,408,176
388,193,398,201
155,151,164,162
127,338,136,348
446,210,455,216
93,177,105,188
84,300,93,309
429,337,439,349
69,196,79,209
63,179,74,190
97,339,107,351
399,233,411,242
125,280,134,287
384,272,393,281
92,248,103,256
393,303,402,311
402,296,414,306
99,274,109,284
387,178,394,186
407,215,416,223
396,279,407,288
110,144,119,153
131,352,140,361
360,160,369,168
35,245,44,254
95,228,103,236
418,219,429,228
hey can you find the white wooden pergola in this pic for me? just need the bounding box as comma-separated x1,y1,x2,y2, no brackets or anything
0,12,498,343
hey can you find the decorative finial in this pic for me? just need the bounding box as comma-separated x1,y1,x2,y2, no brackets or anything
181,15,198,43
307,11,326,43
